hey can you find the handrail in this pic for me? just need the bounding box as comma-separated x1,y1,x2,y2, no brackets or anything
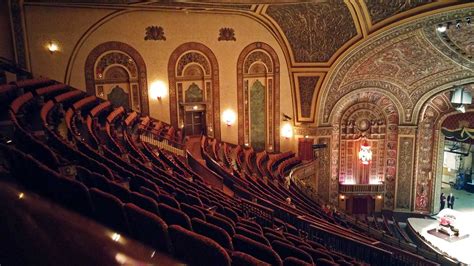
139,133,185,157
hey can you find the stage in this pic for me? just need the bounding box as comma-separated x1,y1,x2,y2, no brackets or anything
408,209,474,265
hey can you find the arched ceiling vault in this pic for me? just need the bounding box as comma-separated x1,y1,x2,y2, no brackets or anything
21,0,474,127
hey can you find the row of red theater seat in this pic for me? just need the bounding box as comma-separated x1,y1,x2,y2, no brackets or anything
2,76,386,264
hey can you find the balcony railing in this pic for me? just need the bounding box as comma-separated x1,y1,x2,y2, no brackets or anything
339,184,385,194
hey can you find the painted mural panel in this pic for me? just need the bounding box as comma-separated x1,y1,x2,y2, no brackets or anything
250,80,266,151
185,83,203,102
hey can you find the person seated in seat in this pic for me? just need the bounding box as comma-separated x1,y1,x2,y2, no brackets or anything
285,197,296,209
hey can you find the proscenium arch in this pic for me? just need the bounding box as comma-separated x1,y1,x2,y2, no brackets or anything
168,42,220,140
237,42,280,152
84,41,149,115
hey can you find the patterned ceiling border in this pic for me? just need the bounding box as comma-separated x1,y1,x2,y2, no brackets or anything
319,6,474,126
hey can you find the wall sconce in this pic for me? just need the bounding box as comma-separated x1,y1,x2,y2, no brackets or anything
376,195,383,200
46,41,59,54
281,123,293,139
340,195,345,200
222,109,236,126
150,80,167,100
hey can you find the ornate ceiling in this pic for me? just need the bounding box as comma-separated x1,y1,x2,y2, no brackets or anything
21,0,474,126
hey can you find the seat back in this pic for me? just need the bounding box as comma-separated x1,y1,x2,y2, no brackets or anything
271,240,313,264
236,226,270,246
89,188,128,233
231,251,271,266
130,191,159,215
158,193,180,209
158,203,192,230
181,203,206,221
299,246,334,263
124,203,171,252
55,177,93,217
192,218,233,250
108,182,131,203
169,225,231,266
233,234,282,266
283,257,312,266
206,214,235,236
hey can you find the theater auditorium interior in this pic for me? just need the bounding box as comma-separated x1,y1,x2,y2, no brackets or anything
0,0,474,265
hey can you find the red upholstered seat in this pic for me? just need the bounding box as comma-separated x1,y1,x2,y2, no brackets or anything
271,240,313,264
283,257,313,266
108,181,131,203
316,258,340,266
124,203,171,253
158,193,180,209
192,218,233,250
235,226,270,246
285,235,311,249
89,188,128,234
264,233,294,247
130,191,159,215
206,214,235,237
158,203,192,230
236,222,262,235
54,177,93,217
169,225,231,266
231,251,271,266
299,246,334,263
181,203,206,221
233,234,282,266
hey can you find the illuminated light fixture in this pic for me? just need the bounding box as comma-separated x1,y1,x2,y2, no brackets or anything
377,195,383,200
111,233,121,242
192,105,198,110
437,24,447,33
358,138,372,165
222,109,236,126
47,41,59,54
451,85,472,113
281,123,293,139
340,195,345,200
18,192,24,199
149,80,167,100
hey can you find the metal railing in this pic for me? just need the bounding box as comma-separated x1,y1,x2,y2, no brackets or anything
140,132,185,156
339,184,385,194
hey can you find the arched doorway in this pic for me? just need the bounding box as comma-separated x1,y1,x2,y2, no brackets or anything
85,41,149,114
168,42,220,139
237,42,280,152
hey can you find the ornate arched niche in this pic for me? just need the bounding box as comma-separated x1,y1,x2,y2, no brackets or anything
168,42,220,139
414,84,474,213
237,42,280,152
330,91,399,208
85,41,148,114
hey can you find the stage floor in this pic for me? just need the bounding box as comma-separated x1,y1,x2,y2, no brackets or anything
408,209,474,265
441,183,474,216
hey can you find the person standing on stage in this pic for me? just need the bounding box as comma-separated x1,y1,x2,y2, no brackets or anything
440,193,446,211
447,193,455,209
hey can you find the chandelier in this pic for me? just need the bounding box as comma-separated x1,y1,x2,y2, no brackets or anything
358,139,372,165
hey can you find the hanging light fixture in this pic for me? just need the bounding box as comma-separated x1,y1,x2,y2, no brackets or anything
451,85,472,113
358,138,372,165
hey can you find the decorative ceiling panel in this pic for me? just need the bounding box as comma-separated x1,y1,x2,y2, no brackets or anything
364,0,432,24
349,33,458,89
266,1,358,63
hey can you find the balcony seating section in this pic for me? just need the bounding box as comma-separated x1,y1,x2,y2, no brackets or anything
0,76,441,266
